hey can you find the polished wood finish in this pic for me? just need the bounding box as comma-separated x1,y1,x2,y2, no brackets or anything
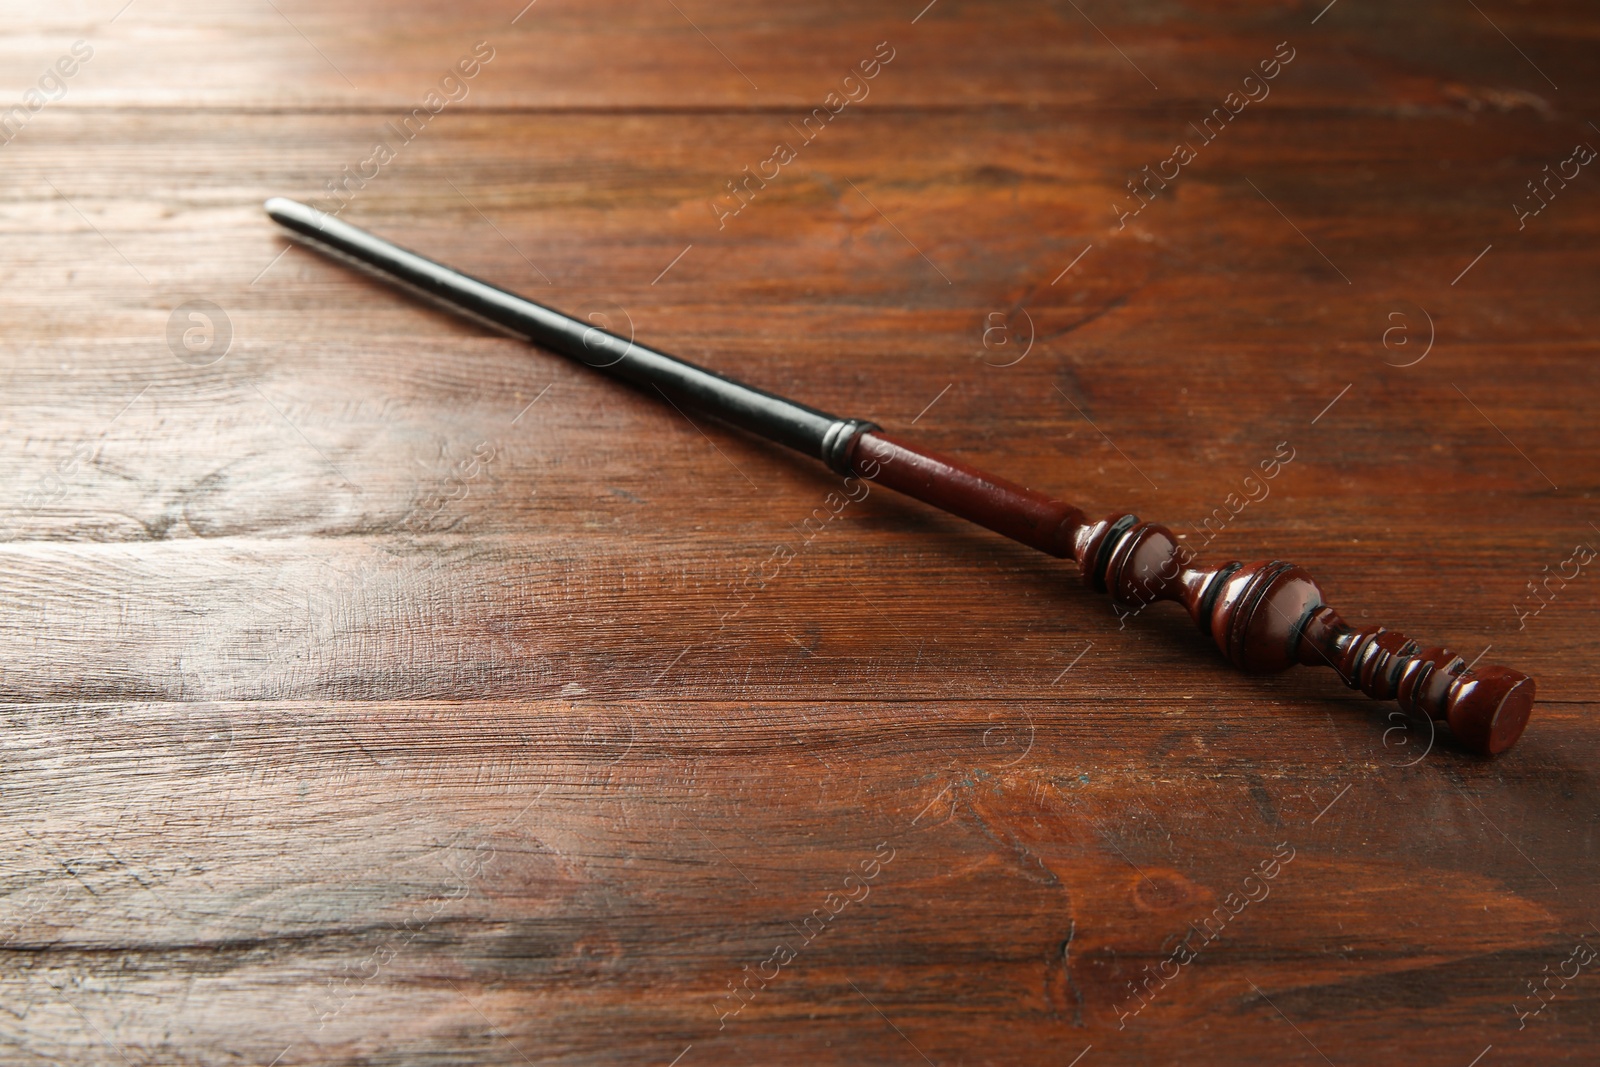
2,1,1598,1064
850,430,1085,558
852,432,1535,753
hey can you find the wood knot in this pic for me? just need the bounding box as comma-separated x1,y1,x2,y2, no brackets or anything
1130,869,1203,914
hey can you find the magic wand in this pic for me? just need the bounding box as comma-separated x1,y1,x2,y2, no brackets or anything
265,197,1536,755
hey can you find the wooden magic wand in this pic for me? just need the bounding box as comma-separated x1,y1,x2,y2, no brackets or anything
265,197,1537,755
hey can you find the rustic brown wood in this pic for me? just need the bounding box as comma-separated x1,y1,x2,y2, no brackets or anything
1,1,1597,1064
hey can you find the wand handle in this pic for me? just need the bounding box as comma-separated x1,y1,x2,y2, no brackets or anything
848,432,1535,755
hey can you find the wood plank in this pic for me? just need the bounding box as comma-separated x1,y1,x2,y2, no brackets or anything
1,1,1597,1064
0,0,1591,110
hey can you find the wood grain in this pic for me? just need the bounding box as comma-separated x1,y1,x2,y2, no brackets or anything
1,1,1597,1064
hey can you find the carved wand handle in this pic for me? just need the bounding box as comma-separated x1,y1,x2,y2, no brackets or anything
850,433,1534,755
266,198,1536,755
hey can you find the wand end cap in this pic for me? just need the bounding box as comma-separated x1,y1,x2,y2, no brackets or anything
1448,666,1535,755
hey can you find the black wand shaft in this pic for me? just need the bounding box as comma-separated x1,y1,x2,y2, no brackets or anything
264,198,876,472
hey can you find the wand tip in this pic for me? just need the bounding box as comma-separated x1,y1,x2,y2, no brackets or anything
264,197,322,230
265,198,343,248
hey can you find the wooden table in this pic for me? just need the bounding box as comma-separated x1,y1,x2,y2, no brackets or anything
2,1,1595,1063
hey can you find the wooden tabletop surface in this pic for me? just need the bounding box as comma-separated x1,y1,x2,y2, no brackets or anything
2,1,1596,1063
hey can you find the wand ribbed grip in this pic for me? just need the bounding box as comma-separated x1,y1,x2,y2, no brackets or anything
1078,514,1535,755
